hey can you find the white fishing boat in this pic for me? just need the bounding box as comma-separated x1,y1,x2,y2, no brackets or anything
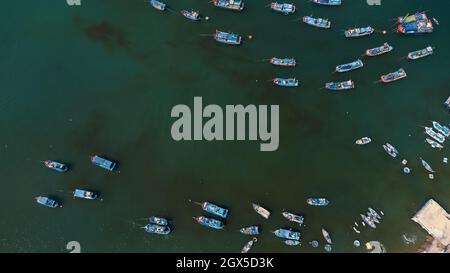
252,203,271,219
355,137,371,145
322,229,332,244
425,138,444,149
425,127,445,143
383,143,399,158
241,238,257,253
368,208,381,220
361,214,376,229
420,157,435,173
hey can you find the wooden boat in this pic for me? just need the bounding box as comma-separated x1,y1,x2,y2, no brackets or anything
90,155,116,171
397,12,428,24
239,226,259,235
274,228,301,240
213,30,242,45
270,2,296,15
270,57,296,67
241,238,257,253
425,138,444,149
284,240,301,246
149,216,168,226
344,26,374,38
380,68,406,83
313,0,341,6
382,143,398,158
322,229,332,244
335,59,363,73
355,137,371,145
425,127,445,143
408,46,433,60
181,10,200,21
365,43,393,57
144,223,171,235
397,20,433,34
73,189,98,200
282,211,304,225
201,202,228,219
432,121,450,137
273,77,299,87
303,16,331,29
252,203,271,219
420,157,435,173
306,198,330,206
43,160,68,172
213,0,244,11
325,80,354,90
149,0,166,11
194,216,224,230
35,196,59,208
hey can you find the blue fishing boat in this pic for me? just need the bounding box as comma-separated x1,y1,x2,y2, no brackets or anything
90,155,116,171
345,26,374,38
240,226,259,235
144,224,171,235
432,121,450,137
35,196,59,208
335,59,363,73
73,189,98,200
274,228,301,240
325,80,354,90
425,127,445,143
149,0,166,11
241,238,257,253
43,160,68,172
213,0,244,11
213,30,242,45
408,46,433,60
270,57,296,67
194,216,224,230
303,16,331,29
313,0,341,6
270,3,296,15
365,43,393,57
282,211,304,225
273,77,299,87
398,20,433,34
381,68,407,83
149,216,168,226
201,202,229,219
181,10,201,21
306,198,330,206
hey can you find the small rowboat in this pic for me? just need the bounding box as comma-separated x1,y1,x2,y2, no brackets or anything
213,0,244,11
425,138,443,149
241,238,257,253
306,198,330,206
366,43,393,57
90,155,116,171
181,10,200,21
420,157,435,173
149,216,168,226
270,57,296,67
35,196,59,208
270,2,296,15
425,127,445,143
201,202,229,219
380,68,406,83
252,203,271,219
194,216,224,230
239,226,259,235
325,80,354,90
355,137,371,145
322,229,332,244
382,143,398,158
149,0,166,11
213,30,242,45
284,240,301,246
273,77,299,87
43,160,68,172
432,121,450,137
282,211,304,225
344,26,374,38
274,228,301,240
408,46,433,60
397,12,428,24
144,224,171,235
335,59,363,73
73,189,98,200
303,16,331,29
313,0,341,6
397,20,433,34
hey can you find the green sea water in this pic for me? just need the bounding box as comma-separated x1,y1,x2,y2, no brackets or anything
0,0,449,253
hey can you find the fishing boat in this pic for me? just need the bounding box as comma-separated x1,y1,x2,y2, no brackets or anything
149,216,168,226
382,143,399,158
445,97,450,110
274,229,301,240
35,196,59,208
239,226,259,235
270,57,296,67
194,216,224,230
367,212,380,224
380,68,407,83
397,12,428,24
365,42,393,57
213,0,244,11
213,30,242,45
73,189,98,200
306,198,330,206
368,208,381,220
360,214,376,229
408,46,433,60
325,80,354,91
284,240,301,246
335,59,363,73
313,0,341,6
201,202,229,219
355,137,371,145
420,157,435,173
181,10,200,21
344,26,374,38
149,0,166,11
42,160,68,172
144,224,171,235
397,20,433,34
252,203,271,219
273,78,299,87
302,16,331,29
90,155,116,171
432,121,450,137
241,238,257,253
425,127,445,143
425,138,444,149
282,211,304,225
322,229,332,244
270,2,296,15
